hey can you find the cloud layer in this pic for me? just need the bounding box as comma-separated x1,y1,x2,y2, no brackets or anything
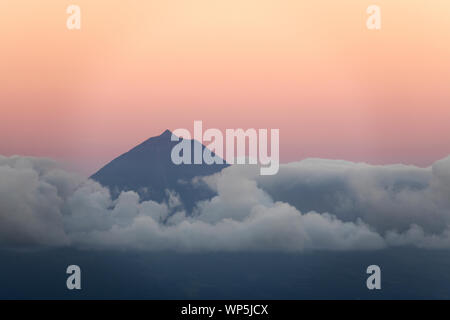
1,155,450,251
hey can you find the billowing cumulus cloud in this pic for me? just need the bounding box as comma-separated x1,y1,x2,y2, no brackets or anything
255,158,450,235
0,155,450,251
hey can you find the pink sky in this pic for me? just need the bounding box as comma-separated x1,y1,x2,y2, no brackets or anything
1,0,450,175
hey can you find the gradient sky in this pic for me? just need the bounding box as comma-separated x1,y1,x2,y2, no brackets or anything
1,0,449,175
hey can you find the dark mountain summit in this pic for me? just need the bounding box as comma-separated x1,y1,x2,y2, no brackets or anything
91,129,228,211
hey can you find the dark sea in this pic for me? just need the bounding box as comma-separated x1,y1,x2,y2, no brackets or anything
1,248,449,299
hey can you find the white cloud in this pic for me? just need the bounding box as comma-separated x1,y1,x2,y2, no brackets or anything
1,155,450,251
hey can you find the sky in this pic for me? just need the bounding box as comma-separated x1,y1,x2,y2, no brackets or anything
1,0,449,175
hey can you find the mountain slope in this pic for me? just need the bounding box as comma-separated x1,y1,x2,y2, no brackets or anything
91,129,228,211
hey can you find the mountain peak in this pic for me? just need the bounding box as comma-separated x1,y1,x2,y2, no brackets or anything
160,129,172,137
150,129,173,141
91,129,228,212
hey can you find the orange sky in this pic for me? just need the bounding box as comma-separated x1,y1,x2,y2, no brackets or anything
1,0,450,174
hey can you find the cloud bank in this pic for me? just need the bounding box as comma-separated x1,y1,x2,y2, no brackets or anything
1,155,450,252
